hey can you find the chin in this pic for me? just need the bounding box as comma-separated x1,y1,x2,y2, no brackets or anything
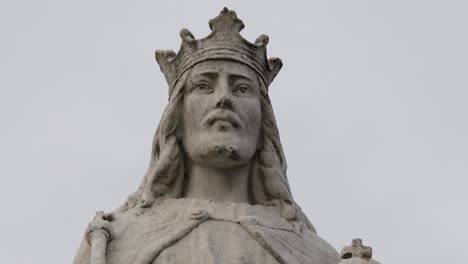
184,131,258,168
198,142,255,168
197,143,242,167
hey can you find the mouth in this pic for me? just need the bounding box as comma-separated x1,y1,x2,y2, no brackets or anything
204,111,243,129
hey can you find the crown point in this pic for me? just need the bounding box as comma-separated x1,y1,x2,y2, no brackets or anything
267,57,283,84
208,8,244,33
155,50,176,63
180,28,195,43
255,35,270,47
268,57,282,66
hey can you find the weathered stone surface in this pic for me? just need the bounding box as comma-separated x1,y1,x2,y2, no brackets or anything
74,8,341,264
339,239,381,264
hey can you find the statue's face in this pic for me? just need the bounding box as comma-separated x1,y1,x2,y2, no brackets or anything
182,60,262,168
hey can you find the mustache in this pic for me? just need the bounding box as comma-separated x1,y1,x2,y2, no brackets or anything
203,110,244,129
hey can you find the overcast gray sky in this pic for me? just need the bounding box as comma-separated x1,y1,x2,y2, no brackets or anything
1,1,467,263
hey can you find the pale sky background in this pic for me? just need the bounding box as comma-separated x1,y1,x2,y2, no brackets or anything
1,1,467,263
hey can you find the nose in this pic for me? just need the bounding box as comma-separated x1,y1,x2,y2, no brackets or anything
214,75,233,110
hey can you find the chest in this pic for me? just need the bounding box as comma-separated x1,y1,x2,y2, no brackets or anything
153,220,280,264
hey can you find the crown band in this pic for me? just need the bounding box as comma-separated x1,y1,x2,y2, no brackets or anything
169,45,270,95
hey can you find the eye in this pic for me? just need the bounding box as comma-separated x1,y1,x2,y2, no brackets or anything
234,84,251,94
193,81,213,93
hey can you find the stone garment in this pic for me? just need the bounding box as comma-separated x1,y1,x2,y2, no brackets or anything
154,220,279,264
74,198,340,264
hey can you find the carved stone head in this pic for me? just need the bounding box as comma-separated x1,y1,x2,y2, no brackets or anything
116,8,314,231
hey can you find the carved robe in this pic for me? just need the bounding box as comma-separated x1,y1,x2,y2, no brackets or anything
74,198,340,264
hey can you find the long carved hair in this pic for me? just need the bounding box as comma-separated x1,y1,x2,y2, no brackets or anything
114,68,315,233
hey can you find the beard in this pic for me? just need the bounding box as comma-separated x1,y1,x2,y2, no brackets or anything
199,143,242,161
183,131,257,168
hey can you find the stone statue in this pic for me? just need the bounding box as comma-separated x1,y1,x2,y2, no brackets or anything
74,8,341,264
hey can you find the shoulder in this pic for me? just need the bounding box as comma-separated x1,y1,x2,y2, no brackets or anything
76,199,201,264
302,230,342,264
72,204,167,264
73,238,91,264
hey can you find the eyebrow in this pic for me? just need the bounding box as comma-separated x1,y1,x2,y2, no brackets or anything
193,70,253,82
228,73,253,82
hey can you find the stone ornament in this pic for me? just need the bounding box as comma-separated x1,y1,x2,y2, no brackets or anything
74,8,355,264
339,239,381,264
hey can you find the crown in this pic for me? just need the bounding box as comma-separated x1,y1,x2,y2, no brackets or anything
155,7,283,96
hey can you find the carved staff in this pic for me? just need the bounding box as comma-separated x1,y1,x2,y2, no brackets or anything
85,212,114,264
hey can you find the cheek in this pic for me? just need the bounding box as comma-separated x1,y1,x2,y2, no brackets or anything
183,94,210,132
241,99,262,132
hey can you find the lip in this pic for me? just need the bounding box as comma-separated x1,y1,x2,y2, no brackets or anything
204,111,243,129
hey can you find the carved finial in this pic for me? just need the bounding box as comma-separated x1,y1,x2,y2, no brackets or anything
339,239,381,264
268,57,283,83
342,238,372,259
255,34,269,47
208,7,244,32
180,29,195,43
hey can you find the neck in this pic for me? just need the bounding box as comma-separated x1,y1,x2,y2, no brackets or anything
183,161,251,204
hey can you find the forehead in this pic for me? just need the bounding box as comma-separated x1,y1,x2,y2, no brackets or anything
190,60,259,79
